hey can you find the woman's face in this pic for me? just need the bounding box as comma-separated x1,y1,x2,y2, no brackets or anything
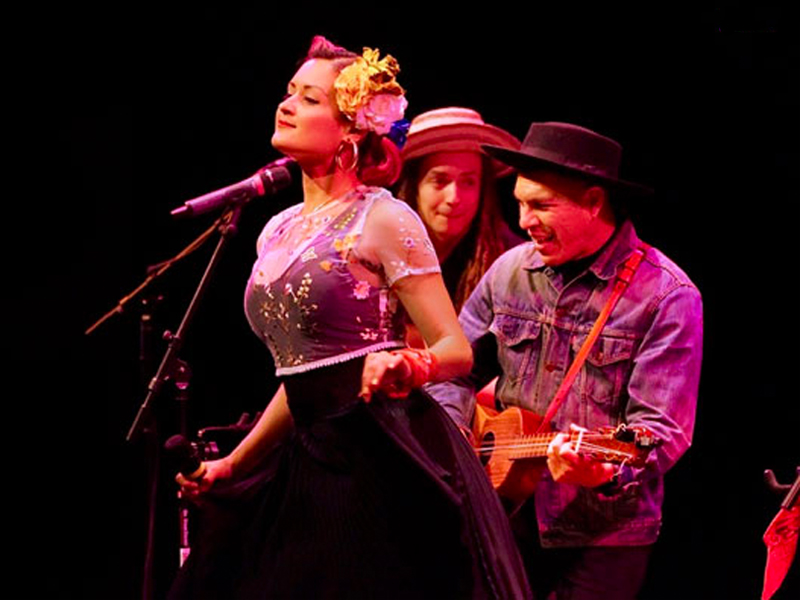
416,151,483,248
271,59,351,163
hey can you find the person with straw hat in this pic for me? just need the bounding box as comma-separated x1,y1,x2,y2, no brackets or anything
396,107,524,313
427,122,703,600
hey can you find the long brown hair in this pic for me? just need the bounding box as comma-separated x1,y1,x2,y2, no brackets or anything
396,155,513,312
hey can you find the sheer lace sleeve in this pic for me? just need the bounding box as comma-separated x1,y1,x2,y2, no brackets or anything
356,192,441,286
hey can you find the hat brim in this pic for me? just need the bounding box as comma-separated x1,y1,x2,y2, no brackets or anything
482,144,654,198
402,124,521,178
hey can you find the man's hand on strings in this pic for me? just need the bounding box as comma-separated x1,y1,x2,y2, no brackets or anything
547,425,617,488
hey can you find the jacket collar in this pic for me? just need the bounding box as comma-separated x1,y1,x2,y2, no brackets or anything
521,220,641,281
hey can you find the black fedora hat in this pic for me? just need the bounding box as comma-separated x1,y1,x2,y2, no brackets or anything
482,122,653,197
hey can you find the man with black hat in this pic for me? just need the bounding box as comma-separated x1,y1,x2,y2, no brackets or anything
427,122,703,599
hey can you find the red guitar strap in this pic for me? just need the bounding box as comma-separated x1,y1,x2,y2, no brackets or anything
536,245,648,433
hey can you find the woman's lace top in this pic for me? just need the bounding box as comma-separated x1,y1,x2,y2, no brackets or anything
244,186,440,376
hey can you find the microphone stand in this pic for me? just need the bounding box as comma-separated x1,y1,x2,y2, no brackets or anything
87,204,248,599
138,293,162,600
85,212,230,600
126,204,243,600
85,170,286,599
126,203,244,443
85,222,221,336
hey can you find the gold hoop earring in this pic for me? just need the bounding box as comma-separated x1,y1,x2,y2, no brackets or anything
336,139,359,172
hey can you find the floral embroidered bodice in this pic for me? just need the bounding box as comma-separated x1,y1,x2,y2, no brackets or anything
245,186,440,376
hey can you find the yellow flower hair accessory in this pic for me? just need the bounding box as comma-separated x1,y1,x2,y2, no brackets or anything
334,47,408,135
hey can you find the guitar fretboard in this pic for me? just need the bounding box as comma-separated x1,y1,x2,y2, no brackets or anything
478,431,640,463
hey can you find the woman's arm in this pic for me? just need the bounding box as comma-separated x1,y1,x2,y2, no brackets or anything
226,384,294,474
394,272,472,381
360,273,472,400
177,384,294,497
356,196,473,400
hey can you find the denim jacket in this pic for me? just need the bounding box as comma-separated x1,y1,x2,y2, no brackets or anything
426,221,703,547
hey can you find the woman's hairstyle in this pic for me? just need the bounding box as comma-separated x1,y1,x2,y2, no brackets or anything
304,35,357,65
396,155,512,312
303,36,403,187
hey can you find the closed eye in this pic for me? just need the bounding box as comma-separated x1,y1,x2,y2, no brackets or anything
518,199,553,211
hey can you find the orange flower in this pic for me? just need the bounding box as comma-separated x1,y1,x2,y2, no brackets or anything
334,47,406,128
333,233,359,259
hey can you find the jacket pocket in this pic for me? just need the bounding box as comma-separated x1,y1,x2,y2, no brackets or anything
572,334,635,410
490,313,542,385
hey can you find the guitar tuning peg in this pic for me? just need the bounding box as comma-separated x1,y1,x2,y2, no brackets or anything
613,424,635,443
638,430,659,449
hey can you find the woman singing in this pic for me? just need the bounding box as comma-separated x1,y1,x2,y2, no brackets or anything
170,36,530,599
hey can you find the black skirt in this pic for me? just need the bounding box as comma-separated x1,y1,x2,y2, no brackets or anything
169,357,531,599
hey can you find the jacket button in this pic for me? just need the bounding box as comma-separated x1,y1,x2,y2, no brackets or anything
545,362,558,372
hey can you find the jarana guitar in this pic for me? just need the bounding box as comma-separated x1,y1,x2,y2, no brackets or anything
472,404,659,503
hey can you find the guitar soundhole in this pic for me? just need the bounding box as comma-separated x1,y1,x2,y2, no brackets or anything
479,432,495,467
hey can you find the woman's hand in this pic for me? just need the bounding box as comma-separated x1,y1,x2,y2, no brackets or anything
176,456,235,502
359,351,412,402
175,385,293,504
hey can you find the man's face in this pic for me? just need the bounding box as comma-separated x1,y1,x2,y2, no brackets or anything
514,172,598,267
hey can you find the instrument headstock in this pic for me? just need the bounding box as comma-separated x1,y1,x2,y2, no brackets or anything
576,424,660,468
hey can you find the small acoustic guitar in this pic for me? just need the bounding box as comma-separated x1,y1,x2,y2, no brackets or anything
472,404,659,504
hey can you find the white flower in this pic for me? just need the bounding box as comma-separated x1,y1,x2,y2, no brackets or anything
301,247,318,263
355,94,408,135
353,280,371,300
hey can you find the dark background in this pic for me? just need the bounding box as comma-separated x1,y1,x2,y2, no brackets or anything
10,4,798,599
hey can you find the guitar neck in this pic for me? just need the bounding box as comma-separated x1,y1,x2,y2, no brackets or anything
504,432,558,460
474,405,656,485
503,429,645,465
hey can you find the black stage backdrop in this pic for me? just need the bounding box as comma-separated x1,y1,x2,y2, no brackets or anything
10,5,798,600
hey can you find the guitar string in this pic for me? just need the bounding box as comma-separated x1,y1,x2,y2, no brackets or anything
476,440,634,452
479,439,634,449
474,449,635,459
479,433,632,442
476,436,636,450
475,441,636,458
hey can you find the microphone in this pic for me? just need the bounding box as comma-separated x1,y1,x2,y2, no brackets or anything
164,434,207,481
170,157,295,218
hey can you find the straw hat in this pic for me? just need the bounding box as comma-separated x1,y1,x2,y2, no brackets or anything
401,107,521,177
